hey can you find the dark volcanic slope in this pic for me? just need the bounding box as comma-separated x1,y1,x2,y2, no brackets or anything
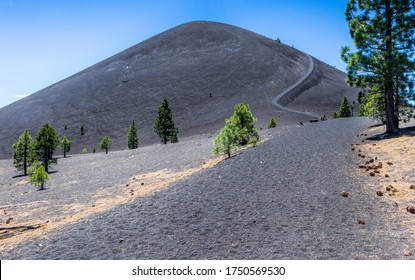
0,21,356,158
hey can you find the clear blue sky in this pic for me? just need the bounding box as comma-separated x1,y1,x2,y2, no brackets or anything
0,0,353,108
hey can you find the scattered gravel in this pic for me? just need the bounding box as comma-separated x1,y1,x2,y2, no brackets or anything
1,118,415,259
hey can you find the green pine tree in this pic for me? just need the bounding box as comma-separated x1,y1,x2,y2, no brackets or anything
212,102,260,158
28,160,49,191
341,0,415,133
171,132,179,143
61,136,72,158
100,135,113,154
267,117,277,129
33,124,60,173
127,120,139,149
154,97,179,144
228,103,259,145
336,97,352,118
213,121,240,159
12,129,34,176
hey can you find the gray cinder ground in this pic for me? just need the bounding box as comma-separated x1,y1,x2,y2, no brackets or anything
2,118,414,260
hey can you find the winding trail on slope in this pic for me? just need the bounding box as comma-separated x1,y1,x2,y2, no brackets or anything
271,53,320,119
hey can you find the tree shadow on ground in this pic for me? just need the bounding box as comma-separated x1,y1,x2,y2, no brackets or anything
368,123,385,129
12,174,27,179
13,170,58,178
367,126,415,141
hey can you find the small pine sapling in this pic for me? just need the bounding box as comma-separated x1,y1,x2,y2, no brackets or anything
29,160,49,191
100,135,113,154
267,118,277,128
213,122,240,159
61,136,72,158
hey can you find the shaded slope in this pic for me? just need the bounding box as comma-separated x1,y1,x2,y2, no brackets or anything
0,21,356,158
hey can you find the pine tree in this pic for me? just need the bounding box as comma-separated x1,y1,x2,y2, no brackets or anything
33,124,60,173
171,133,179,143
213,121,240,158
336,97,352,118
100,135,112,154
61,136,72,158
228,103,259,145
212,102,260,158
341,0,415,133
28,160,49,191
127,120,139,149
154,97,179,144
12,129,34,176
268,117,277,129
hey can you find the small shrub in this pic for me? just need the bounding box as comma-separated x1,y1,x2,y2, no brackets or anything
28,160,49,191
248,137,259,147
61,136,72,158
81,148,87,154
267,118,277,128
100,135,113,154
320,115,327,121
213,122,240,159
333,97,352,118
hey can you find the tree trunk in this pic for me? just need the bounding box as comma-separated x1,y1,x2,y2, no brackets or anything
385,81,399,133
384,0,399,134
44,148,49,173
39,183,44,191
23,145,27,176
106,148,108,154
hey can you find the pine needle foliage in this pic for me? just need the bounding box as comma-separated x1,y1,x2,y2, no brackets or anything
228,103,259,145
12,129,34,176
127,120,139,149
33,124,60,173
268,118,277,128
28,160,49,191
341,0,415,132
100,135,113,154
213,121,240,158
333,97,352,118
61,136,72,158
213,103,260,158
154,97,179,144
